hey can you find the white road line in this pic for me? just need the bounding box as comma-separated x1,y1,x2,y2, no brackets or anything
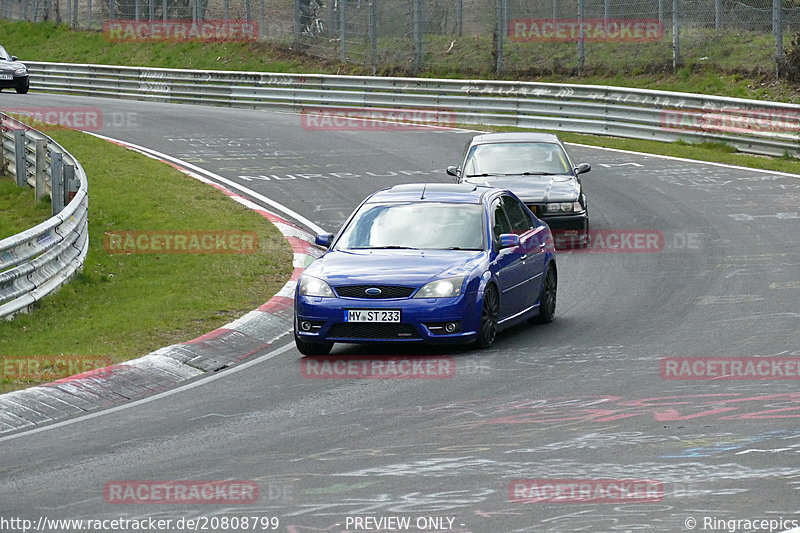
0,343,296,443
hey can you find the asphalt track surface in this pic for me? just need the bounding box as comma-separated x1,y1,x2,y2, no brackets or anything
1,92,799,533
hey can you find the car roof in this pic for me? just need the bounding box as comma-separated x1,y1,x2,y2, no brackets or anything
368,183,496,204
469,132,562,145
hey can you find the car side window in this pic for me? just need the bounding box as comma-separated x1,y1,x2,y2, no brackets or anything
503,195,533,234
491,198,512,243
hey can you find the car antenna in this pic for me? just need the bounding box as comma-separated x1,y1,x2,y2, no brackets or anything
420,183,427,199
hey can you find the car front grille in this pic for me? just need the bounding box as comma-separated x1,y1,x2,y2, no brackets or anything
327,323,420,339
334,285,416,299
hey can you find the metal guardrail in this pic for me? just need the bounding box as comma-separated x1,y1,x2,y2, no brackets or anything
0,112,89,320
27,60,800,157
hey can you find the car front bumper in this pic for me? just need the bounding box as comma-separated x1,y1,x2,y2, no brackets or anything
0,74,28,90
295,292,481,345
541,212,589,231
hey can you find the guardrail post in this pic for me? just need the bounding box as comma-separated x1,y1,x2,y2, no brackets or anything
34,138,47,202
50,149,64,215
64,163,77,204
672,0,680,69
14,129,26,188
340,0,347,61
369,0,377,68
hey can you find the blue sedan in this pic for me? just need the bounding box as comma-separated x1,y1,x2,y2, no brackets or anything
293,183,557,355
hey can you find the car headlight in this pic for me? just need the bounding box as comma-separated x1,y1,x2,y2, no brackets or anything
546,201,582,213
15,67,26,75
298,276,335,298
414,276,465,299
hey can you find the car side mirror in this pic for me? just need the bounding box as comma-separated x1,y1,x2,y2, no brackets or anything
446,166,461,181
11,56,17,61
498,233,520,249
575,163,591,175
315,233,334,248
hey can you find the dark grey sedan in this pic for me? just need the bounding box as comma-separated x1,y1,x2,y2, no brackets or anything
448,132,589,232
0,45,29,94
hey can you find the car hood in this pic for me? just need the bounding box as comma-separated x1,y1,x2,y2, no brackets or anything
0,60,26,73
305,249,486,287
464,174,579,202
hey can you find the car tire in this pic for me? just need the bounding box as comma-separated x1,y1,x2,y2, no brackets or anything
474,284,499,349
577,218,589,248
531,263,557,324
295,334,333,356
15,79,29,94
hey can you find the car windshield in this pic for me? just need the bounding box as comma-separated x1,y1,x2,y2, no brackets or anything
0,46,10,60
334,202,485,251
464,141,571,176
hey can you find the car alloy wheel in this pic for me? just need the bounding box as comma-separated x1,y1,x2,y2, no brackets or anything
476,284,499,348
533,263,557,324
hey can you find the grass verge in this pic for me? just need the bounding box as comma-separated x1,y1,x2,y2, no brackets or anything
0,176,51,239
0,126,292,393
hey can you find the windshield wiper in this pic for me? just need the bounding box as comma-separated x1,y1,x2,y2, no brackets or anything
351,246,418,250
520,171,558,176
443,247,482,250
465,173,506,177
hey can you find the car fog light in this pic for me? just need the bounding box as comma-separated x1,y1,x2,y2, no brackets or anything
300,321,312,331
445,322,457,333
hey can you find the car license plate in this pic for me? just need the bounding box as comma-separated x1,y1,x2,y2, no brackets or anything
0,74,12,80
345,309,401,323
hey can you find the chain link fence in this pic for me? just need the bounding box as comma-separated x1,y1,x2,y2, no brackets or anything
1,0,797,75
